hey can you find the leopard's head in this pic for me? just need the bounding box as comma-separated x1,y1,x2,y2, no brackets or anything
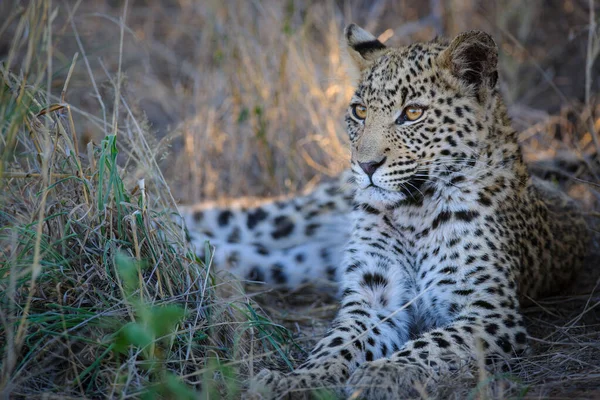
343,24,500,208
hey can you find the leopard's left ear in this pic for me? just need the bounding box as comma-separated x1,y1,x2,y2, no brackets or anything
438,31,498,96
343,24,387,81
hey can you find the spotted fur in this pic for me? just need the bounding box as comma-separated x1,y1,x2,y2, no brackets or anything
182,25,588,398
178,172,355,288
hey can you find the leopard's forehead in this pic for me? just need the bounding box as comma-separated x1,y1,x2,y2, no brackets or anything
356,41,449,106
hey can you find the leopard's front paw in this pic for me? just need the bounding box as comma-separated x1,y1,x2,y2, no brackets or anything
248,365,347,399
247,369,284,398
346,359,429,400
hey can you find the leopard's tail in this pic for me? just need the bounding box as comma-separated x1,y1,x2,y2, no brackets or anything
177,172,355,288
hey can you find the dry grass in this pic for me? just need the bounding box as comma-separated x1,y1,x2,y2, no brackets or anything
1,0,600,398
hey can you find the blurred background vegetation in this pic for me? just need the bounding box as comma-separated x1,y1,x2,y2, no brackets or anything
4,0,600,202
1,0,599,398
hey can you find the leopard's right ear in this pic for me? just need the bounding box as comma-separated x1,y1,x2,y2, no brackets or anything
437,31,498,99
343,24,387,81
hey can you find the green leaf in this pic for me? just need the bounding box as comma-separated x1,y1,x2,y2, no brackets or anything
115,252,137,292
148,305,185,337
114,322,154,353
162,373,197,400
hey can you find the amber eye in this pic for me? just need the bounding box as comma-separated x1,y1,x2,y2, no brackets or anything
352,104,367,120
404,106,424,121
397,106,425,124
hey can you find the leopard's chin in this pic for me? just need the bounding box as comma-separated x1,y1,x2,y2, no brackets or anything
355,175,428,209
354,185,408,208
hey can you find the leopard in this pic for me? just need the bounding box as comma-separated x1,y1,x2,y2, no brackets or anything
178,24,589,399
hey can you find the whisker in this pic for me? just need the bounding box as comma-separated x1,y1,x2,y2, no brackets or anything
404,180,425,198
398,182,418,201
411,174,462,190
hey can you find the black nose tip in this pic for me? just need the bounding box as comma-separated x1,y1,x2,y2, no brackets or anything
358,157,386,177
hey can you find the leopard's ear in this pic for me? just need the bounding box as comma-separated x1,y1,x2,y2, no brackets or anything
343,24,387,80
438,30,498,96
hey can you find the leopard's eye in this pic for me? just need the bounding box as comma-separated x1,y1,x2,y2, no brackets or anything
404,106,424,121
396,105,425,124
352,104,367,120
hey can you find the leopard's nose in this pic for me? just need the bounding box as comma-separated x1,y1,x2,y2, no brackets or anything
358,157,386,178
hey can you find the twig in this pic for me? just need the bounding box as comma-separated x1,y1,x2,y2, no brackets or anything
585,0,600,157
111,0,128,136
66,0,107,133
13,0,54,373
2,172,91,179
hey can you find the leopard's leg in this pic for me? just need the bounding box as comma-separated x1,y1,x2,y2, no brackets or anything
251,210,416,397
346,224,529,399
346,309,527,399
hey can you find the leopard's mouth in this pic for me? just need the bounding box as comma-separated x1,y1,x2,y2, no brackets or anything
363,169,428,198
